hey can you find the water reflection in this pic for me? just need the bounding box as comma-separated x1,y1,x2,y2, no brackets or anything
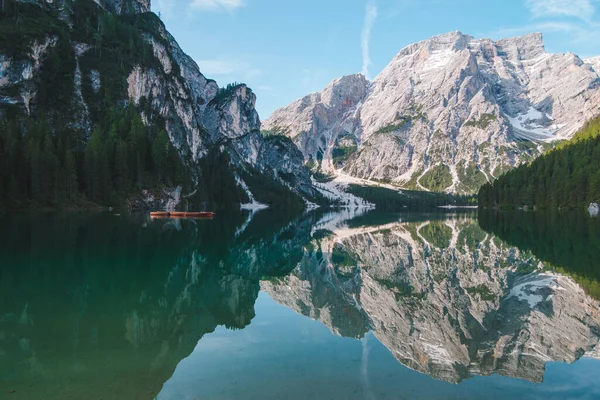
262,211,600,384
0,211,314,399
1,209,599,399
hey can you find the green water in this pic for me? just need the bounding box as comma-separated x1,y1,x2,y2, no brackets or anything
1,209,599,399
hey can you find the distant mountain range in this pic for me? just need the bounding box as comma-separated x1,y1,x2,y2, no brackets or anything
264,31,600,194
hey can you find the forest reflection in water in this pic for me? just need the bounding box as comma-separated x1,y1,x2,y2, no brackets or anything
1,209,599,399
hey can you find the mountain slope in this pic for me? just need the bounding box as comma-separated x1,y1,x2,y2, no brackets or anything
0,0,319,209
264,31,600,194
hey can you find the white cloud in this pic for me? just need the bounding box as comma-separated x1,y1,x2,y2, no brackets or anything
361,0,378,79
190,0,243,11
525,0,595,21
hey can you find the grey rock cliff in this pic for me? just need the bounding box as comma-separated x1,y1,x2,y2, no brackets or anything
264,31,600,194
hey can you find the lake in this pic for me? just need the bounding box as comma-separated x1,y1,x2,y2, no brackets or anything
1,209,600,399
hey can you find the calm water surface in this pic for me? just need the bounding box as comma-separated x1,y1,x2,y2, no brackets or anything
1,209,600,399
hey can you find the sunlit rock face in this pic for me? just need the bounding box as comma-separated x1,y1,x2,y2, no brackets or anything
262,214,600,383
264,31,600,194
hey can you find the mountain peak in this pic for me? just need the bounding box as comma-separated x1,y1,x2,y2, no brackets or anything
396,31,473,58
394,31,547,63
328,73,370,88
495,32,546,61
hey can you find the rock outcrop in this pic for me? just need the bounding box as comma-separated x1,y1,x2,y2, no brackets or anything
264,31,600,194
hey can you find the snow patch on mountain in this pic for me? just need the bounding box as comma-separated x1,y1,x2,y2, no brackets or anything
508,273,559,308
506,107,562,142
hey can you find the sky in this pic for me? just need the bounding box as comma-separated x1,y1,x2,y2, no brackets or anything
152,0,600,119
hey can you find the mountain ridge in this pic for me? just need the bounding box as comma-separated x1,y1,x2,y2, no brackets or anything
264,31,600,194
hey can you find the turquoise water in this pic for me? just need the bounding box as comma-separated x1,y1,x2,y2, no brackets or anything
159,293,600,400
1,210,600,399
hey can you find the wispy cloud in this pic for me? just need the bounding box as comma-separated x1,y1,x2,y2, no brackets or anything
525,0,595,22
195,59,243,75
195,57,262,81
491,21,586,38
486,0,600,57
361,0,378,79
489,20,600,53
190,0,243,11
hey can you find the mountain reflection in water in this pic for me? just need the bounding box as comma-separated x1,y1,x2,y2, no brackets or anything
1,209,599,399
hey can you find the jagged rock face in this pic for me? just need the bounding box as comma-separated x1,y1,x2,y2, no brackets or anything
264,74,369,170
129,22,312,199
258,135,320,200
203,85,262,166
262,215,600,383
125,24,247,164
0,36,58,112
264,31,600,194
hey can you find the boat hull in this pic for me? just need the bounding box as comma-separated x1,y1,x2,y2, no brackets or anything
150,211,216,219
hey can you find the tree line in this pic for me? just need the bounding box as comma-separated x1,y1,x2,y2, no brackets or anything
0,106,184,208
347,184,476,211
479,116,600,209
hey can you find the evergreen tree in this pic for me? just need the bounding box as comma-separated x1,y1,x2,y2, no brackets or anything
152,130,169,182
114,139,129,192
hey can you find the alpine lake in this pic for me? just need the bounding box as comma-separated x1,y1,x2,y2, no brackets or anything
1,208,600,400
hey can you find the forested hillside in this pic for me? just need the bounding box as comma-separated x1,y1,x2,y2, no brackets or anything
0,0,313,211
479,116,600,209
0,106,190,208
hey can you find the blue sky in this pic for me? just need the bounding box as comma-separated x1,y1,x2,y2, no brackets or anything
152,0,600,119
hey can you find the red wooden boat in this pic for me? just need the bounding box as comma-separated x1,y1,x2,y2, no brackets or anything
150,211,170,218
150,211,216,219
185,212,216,218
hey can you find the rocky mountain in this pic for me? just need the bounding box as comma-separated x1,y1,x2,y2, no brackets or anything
0,0,319,209
264,31,600,194
262,212,600,383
